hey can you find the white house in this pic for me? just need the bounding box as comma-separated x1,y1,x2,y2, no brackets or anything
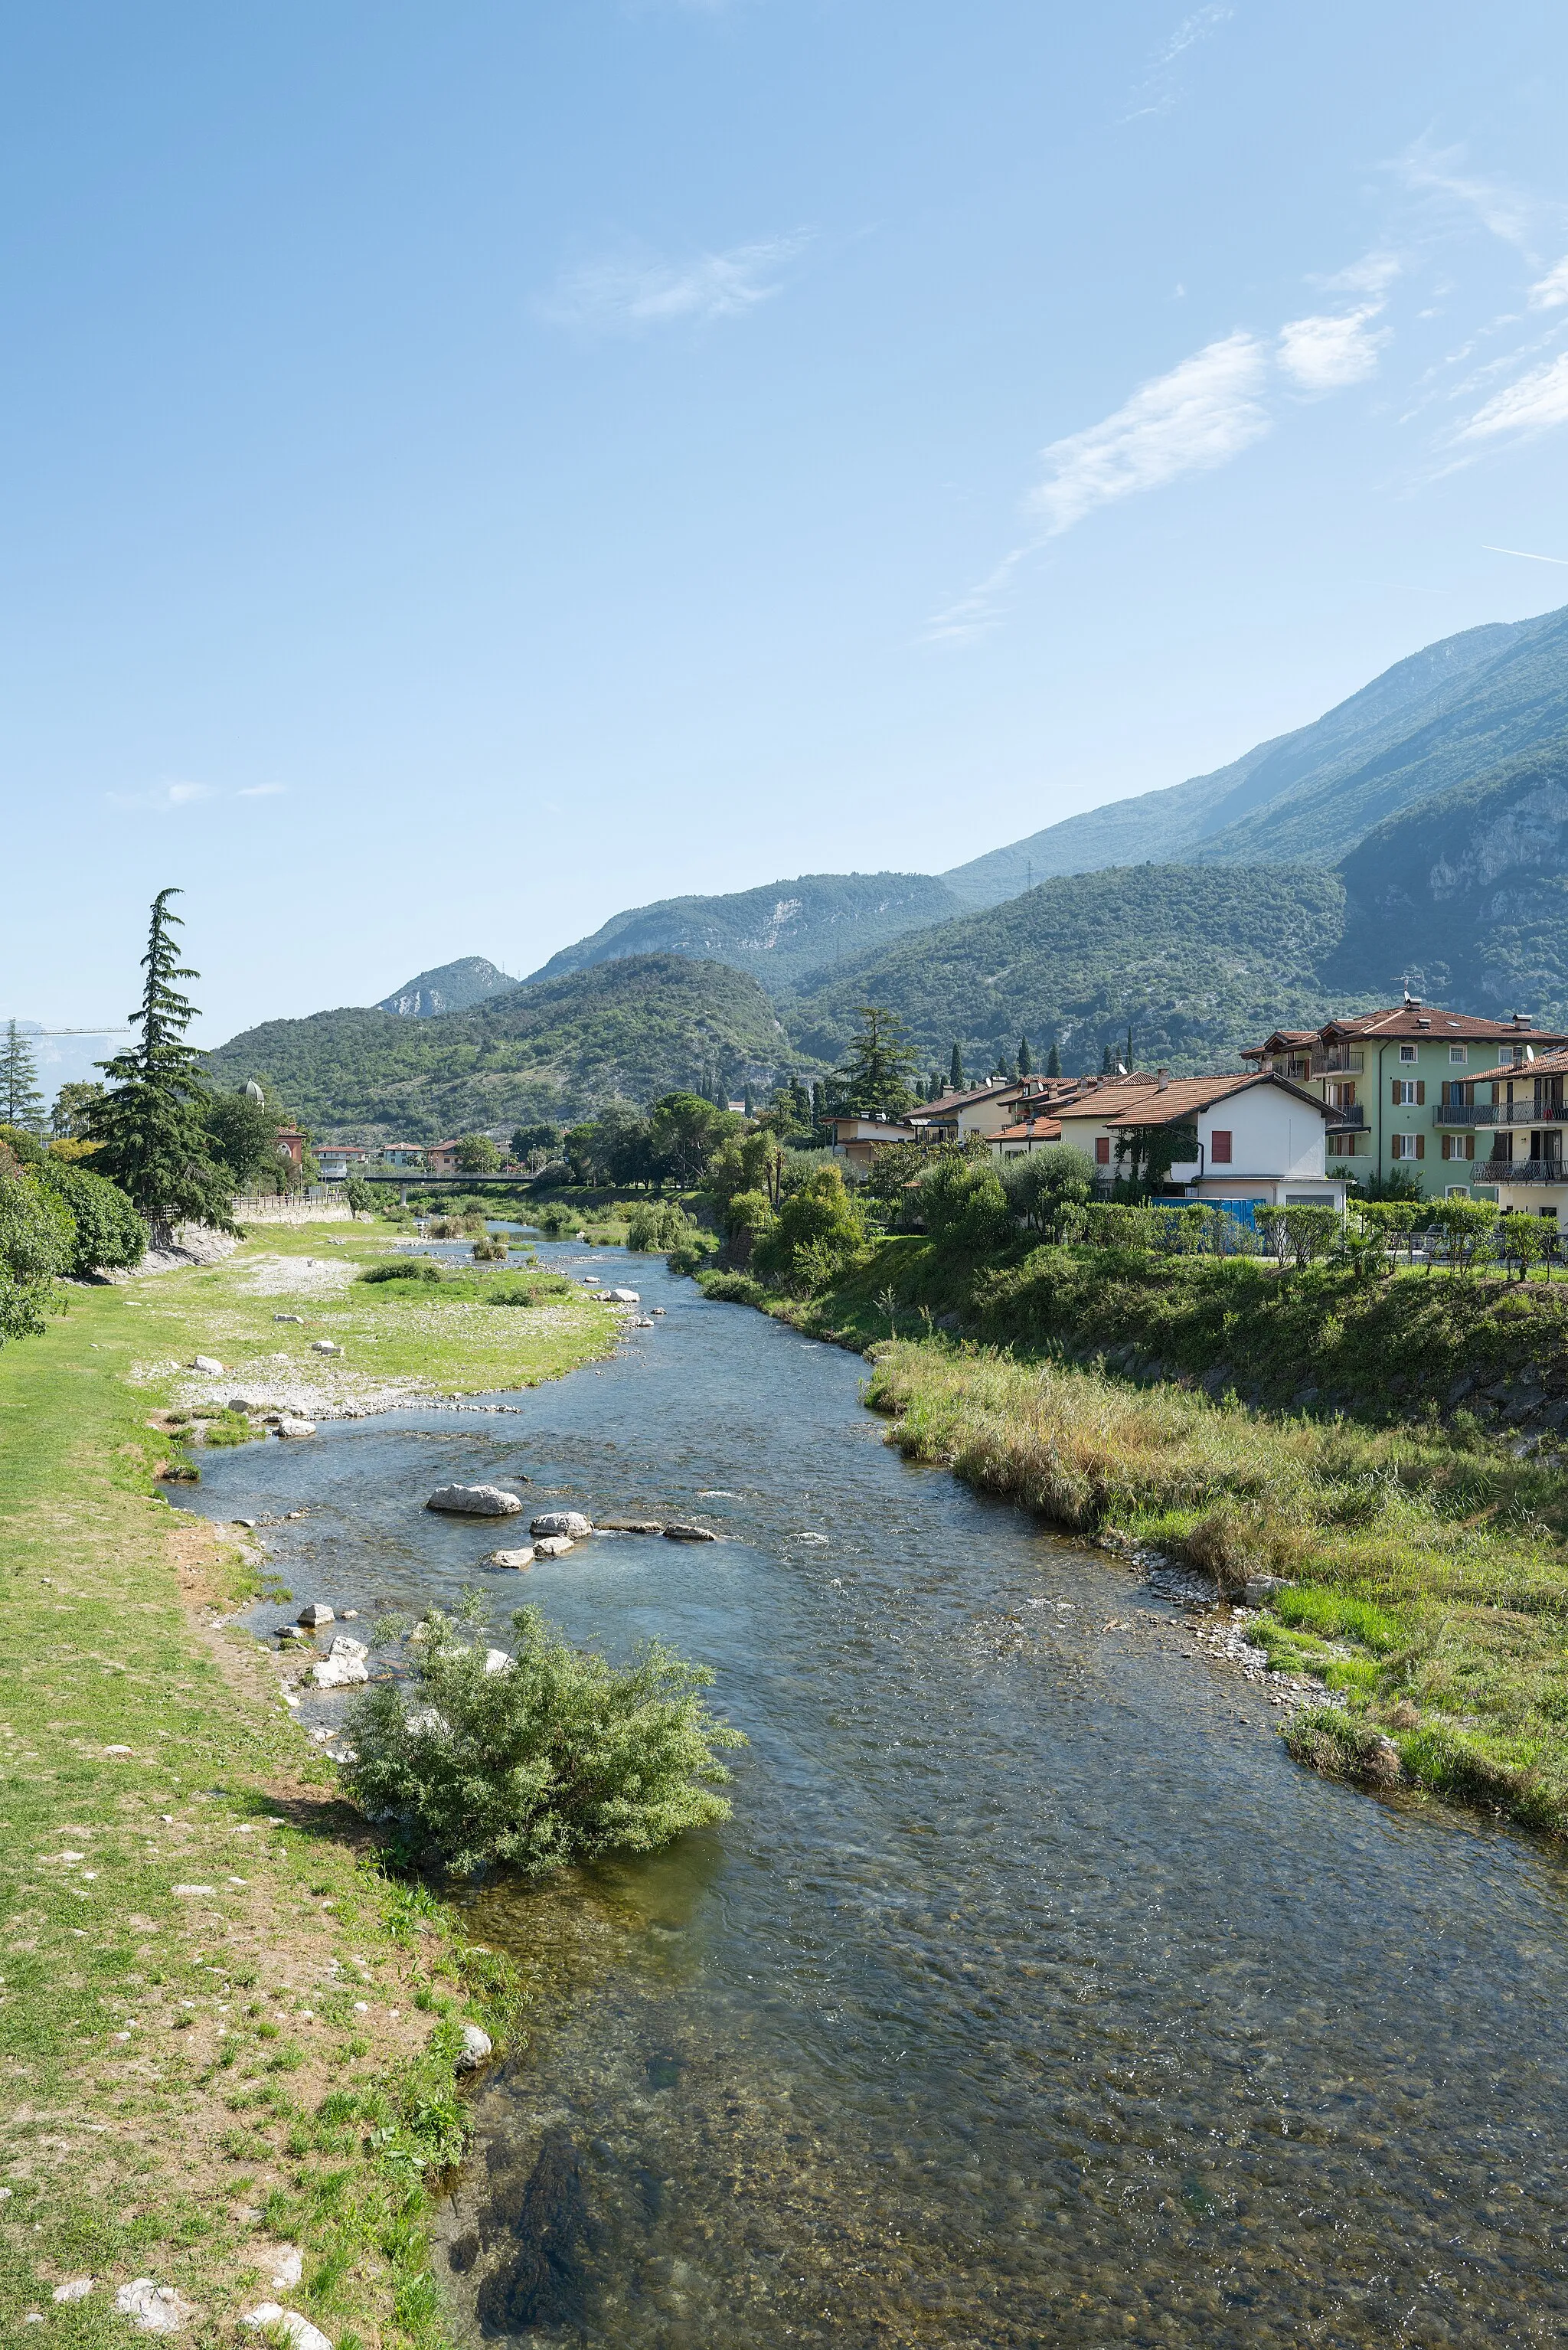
1050,1072,1345,1210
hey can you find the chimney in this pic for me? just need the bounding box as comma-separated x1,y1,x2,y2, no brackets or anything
1157,1067,1169,1090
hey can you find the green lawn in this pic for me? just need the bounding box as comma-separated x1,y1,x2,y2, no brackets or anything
0,1218,610,2345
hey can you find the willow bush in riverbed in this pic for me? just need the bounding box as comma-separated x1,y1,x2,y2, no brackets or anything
343,1603,745,1878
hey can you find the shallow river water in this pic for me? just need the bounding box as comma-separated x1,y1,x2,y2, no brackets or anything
183,1239,1568,2348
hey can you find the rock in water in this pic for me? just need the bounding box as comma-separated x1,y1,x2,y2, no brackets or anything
596,1517,665,1535
312,1636,370,1688
276,1417,317,1439
663,1522,717,1542
297,1603,335,1627
488,1546,537,1569
529,1511,592,1539
609,1288,640,1303
426,1484,523,1516
456,2022,493,2071
532,1535,575,1558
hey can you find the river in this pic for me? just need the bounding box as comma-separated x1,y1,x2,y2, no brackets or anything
181,1236,1568,2347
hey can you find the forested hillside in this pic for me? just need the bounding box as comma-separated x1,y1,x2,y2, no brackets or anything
207,956,790,1137
522,871,964,995
783,862,1365,1074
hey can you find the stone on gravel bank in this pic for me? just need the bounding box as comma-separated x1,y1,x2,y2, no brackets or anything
426,1484,524,1516
240,2307,335,2350
191,1355,224,1374
115,2280,194,2333
312,1637,370,1688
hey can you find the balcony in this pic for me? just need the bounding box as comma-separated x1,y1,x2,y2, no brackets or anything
1477,1159,1568,1185
1432,1102,1497,1126
1325,1106,1366,1130
1311,1047,1365,1075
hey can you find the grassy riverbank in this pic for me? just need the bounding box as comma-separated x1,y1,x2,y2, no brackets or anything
0,1221,612,2343
698,1243,1568,1837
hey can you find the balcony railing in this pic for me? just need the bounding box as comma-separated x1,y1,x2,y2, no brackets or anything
1473,1158,1568,1185
1311,1048,1365,1075
1325,1106,1366,1129
1435,1098,1568,1127
1432,1102,1497,1126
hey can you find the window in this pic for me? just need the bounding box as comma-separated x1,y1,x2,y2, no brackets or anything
1400,1044,1418,1064
1210,1129,1233,1164
1442,1133,1475,1161
1392,1079,1424,1106
1328,1132,1366,1156
1450,1044,1468,1065
1327,1082,1357,1108
1392,1133,1425,1161
1094,1136,1110,1165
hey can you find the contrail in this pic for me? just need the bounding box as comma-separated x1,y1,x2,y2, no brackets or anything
1483,544,1568,566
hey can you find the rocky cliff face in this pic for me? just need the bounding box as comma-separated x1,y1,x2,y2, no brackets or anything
1334,738,1568,1018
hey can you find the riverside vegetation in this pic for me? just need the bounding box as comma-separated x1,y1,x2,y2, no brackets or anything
695,1144,1568,1839
0,1212,629,2345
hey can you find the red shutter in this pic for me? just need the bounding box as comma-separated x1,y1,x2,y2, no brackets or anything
1416,1080,1426,1105
1416,1134,1425,1159
1210,1129,1232,1164
1095,1136,1110,1165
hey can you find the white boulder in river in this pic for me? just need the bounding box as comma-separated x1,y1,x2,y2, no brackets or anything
426,1484,524,1516
530,1510,592,1538
312,1636,370,1688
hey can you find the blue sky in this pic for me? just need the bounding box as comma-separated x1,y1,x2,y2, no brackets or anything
5,0,1568,1052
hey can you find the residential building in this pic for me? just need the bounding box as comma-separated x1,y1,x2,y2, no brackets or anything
991,1110,1064,1157
910,1077,1091,1144
1245,1000,1568,1197
825,1113,921,1172
1051,1071,1346,1211
379,1143,425,1169
315,1142,371,1179
1433,1044,1568,1221
426,1140,460,1176
274,1124,307,1175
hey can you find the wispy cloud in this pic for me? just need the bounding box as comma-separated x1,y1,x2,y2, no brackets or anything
106,779,286,812
1456,352,1568,445
1316,250,1403,297
1028,332,1271,538
1277,306,1389,392
541,235,808,333
1484,544,1568,567
1529,258,1568,311
1124,4,1233,119
1395,139,1544,254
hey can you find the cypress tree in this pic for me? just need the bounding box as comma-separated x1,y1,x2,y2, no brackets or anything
1018,1035,1031,1077
1046,1038,1061,1079
1,1021,45,1131
949,1042,964,1091
90,890,236,1238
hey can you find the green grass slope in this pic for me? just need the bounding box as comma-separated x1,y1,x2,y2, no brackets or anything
783,859,1364,1072
207,955,790,1136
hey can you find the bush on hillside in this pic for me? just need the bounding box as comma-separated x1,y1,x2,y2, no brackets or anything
341,1603,745,1878
35,1160,145,1276
357,1259,443,1284
0,1159,76,1341
915,1155,1014,1253
998,1145,1095,1240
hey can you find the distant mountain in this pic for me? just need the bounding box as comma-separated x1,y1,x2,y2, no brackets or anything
940,616,1528,905
522,872,965,998
1334,734,1568,1021
207,956,789,1138
784,862,1366,1076
377,956,518,1018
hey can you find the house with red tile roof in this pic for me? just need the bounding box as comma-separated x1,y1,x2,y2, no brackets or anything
1052,1070,1345,1210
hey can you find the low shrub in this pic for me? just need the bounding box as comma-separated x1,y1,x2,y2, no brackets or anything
357,1260,443,1285
341,1603,745,1878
